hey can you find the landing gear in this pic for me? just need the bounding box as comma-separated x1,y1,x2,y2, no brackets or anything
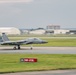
13,46,16,50
30,47,33,50
18,45,20,49
13,45,21,50
30,45,33,50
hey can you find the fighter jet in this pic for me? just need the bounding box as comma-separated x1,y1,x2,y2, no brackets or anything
0,33,48,50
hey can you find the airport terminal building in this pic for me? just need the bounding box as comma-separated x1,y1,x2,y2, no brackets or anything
0,27,21,35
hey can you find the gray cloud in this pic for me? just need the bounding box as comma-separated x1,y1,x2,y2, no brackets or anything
0,0,34,3
0,0,76,28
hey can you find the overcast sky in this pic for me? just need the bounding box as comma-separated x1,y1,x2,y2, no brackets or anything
0,0,76,29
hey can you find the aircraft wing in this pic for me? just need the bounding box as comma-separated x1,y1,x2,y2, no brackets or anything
1,40,33,45
1,41,20,45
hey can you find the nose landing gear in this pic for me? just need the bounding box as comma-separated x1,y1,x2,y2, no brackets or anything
30,45,33,50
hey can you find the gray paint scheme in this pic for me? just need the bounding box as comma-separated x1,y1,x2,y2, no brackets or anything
0,33,47,49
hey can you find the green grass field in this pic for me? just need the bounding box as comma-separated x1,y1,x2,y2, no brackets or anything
8,34,76,37
0,36,76,73
0,54,76,74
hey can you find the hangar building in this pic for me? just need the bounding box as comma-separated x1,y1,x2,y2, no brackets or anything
46,29,70,34
29,29,45,35
54,29,70,34
0,27,21,35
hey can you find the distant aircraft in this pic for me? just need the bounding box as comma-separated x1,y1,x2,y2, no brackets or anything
0,33,48,50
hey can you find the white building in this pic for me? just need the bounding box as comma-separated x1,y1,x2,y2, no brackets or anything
30,29,45,35
46,29,70,34
54,29,70,34
0,27,21,35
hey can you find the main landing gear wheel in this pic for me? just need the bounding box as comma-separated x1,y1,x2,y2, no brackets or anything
13,45,21,50
13,46,16,50
18,45,20,50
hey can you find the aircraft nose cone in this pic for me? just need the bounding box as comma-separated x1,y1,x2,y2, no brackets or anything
42,40,48,43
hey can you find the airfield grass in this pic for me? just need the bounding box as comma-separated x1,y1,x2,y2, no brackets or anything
0,54,76,73
0,36,76,73
9,37,76,47
8,34,76,37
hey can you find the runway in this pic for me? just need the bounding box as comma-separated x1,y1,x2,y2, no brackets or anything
1,70,76,75
0,47,76,54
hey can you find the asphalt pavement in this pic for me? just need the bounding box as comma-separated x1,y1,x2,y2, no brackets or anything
0,47,76,75
0,70,76,75
0,47,76,54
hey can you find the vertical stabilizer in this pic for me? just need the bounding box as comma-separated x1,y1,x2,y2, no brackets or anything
2,33,9,42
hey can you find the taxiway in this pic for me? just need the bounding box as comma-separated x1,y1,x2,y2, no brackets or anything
0,70,76,75
0,47,76,54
